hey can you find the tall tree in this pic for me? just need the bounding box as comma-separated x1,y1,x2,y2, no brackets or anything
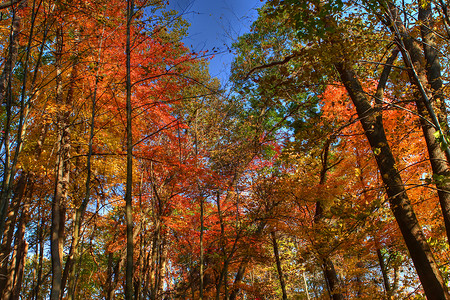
231,1,450,298
125,0,134,298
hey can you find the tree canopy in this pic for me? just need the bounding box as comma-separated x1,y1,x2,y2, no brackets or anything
0,0,449,299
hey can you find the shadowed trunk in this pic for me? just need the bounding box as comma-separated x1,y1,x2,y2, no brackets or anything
335,61,449,299
50,24,70,300
271,231,288,300
386,2,450,245
125,0,135,299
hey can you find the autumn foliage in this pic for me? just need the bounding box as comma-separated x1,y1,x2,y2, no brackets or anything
0,0,450,299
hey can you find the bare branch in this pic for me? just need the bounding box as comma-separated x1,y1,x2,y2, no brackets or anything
0,0,21,10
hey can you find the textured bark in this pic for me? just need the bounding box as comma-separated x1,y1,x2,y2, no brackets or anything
335,61,449,299
156,237,168,296
0,6,41,297
10,241,27,300
0,0,23,104
59,61,80,300
104,252,124,300
8,202,29,300
50,25,70,300
149,217,160,300
26,126,49,300
65,26,97,300
2,200,28,300
419,2,448,134
0,172,26,297
0,0,26,245
386,3,450,244
417,3,450,244
125,0,134,299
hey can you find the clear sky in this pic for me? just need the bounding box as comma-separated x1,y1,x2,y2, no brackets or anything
169,0,264,85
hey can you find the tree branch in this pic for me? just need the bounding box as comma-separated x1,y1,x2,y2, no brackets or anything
244,51,300,80
0,0,21,10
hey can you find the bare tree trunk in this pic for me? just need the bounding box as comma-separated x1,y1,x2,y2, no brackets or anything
419,2,447,134
2,198,28,300
0,172,26,296
0,2,42,297
385,2,450,245
199,194,205,300
149,220,159,300
376,247,391,297
32,200,46,300
156,236,168,297
65,25,105,300
50,24,70,300
335,61,449,299
229,222,265,300
215,191,230,300
229,260,247,300
314,139,345,300
8,201,29,300
0,0,24,104
125,0,134,299
0,0,26,244
271,231,288,300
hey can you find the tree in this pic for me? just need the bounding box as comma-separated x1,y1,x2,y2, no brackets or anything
231,1,450,298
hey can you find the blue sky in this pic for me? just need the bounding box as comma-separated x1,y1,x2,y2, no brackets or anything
169,0,264,84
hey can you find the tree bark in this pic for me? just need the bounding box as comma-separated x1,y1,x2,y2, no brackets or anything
0,0,26,245
0,172,26,297
125,0,135,299
8,201,29,300
335,61,449,300
385,2,450,245
271,231,288,300
376,247,391,297
215,191,232,300
50,24,70,300
419,2,448,134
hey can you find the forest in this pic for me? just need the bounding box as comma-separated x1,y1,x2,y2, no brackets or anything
0,0,449,299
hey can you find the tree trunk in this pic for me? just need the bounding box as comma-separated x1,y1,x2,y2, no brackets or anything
50,24,70,300
335,61,449,299
125,0,135,299
322,257,343,300
32,201,46,300
199,195,205,299
376,247,391,297
65,26,103,300
419,2,448,134
0,0,26,244
385,2,450,245
314,139,345,300
229,260,247,300
271,231,288,300
215,191,230,300
0,172,26,296
229,222,266,300
8,201,29,300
